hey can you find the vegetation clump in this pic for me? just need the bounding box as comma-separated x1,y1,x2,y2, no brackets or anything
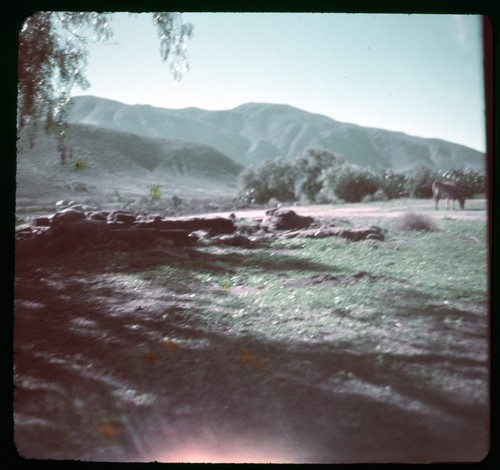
394,212,438,232
237,148,486,206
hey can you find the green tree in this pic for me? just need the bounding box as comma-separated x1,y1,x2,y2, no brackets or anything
439,168,486,198
379,169,409,199
237,159,297,204
293,148,344,202
405,166,439,198
330,164,381,203
18,12,193,163
237,167,264,204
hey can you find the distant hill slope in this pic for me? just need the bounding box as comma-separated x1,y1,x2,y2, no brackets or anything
67,123,243,178
69,95,486,173
16,122,243,202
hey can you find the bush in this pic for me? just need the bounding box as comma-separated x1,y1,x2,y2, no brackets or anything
293,148,344,202
372,188,388,201
237,159,296,204
315,189,332,204
267,197,282,208
394,212,438,232
330,164,381,203
380,169,409,199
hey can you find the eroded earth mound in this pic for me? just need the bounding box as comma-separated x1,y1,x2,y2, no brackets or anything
15,204,386,258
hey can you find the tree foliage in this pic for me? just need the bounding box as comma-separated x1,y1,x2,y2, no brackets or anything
17,12,193,163
404,166,438,198
402,166,486,199
379,169,409,199
328,164,381,203
238,159,296,204
237,151,486,206
237,148,345,205
439,168,486,198
293,148,344,202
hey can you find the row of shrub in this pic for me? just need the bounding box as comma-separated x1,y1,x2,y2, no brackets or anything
237,148,486,204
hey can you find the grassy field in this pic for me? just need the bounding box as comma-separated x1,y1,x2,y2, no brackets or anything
13,202,489,463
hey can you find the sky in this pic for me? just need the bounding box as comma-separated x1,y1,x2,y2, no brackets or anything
73,13,486,152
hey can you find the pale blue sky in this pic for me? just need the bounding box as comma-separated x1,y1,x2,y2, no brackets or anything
74,13,485,152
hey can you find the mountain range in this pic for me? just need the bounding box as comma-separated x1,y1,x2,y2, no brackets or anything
16,95,486,208
68,95,486,174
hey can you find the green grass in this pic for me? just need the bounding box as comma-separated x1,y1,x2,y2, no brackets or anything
289,219,488,302
40,211,486,385
111,216,487,351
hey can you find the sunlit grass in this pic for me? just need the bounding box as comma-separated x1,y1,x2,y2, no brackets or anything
276,218,488,304
96,216,487,347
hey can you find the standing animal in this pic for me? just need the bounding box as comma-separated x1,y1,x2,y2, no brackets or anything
432,181,465,210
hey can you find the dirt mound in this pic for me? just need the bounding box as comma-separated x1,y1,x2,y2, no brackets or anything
15,207,236,256
258,209,385,241
15,203,391,261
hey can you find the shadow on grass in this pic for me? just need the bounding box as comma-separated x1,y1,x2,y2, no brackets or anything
16,245,335,272
143,246,337,277
13,248,489,463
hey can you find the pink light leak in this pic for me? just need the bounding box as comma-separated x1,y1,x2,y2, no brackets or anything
149,435,307,464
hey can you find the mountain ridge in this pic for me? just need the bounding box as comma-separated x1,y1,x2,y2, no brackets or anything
68,95,485,174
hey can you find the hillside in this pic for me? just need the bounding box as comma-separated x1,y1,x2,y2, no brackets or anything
69,95,486,173
16,122,243,208
66,123,243,177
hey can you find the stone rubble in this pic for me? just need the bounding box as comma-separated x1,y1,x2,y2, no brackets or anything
15,206,385,256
